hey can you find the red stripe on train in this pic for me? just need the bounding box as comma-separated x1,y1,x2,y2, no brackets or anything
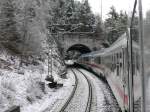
81,62,105,70
113,81,128,105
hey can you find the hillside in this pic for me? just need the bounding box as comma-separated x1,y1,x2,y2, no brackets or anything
0,0,66,111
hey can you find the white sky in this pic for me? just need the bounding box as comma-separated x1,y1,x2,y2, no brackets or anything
76,0,150,20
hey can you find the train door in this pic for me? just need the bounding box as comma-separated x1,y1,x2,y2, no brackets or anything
112,54,115,72
114,53,117,76
120,51,123,79
122,48,125,82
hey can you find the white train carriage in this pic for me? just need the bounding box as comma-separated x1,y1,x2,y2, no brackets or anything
78,33,144,111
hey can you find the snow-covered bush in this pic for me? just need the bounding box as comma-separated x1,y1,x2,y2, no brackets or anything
0,63,48,111
26,80,45,103
1,78,16,92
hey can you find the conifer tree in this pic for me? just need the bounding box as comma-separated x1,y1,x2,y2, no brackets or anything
105,6,128,44
0,0,20,51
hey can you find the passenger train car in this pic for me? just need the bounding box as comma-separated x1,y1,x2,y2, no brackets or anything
78,33,142,111
77,0,150,111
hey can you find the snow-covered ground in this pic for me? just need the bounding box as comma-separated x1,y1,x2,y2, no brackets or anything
41,69,76,112
22,70,75,112
0,49,73,112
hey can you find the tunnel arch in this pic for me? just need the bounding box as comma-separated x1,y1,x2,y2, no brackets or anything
67,44,91,54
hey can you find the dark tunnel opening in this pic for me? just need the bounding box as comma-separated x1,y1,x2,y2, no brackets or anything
67,44,91,54
66,44,91,59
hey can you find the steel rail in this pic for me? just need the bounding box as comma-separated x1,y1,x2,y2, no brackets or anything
59,69,78,112
76,69,93,112
59,68,93,112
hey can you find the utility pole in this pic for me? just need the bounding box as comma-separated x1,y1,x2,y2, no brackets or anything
50,44,53,80
100,0,103,21
138,0,145,112
47,27,54,82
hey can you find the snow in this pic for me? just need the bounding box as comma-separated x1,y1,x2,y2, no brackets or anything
0,65,74,112
0,49,71,112
22,70,74,112
0,66,46,111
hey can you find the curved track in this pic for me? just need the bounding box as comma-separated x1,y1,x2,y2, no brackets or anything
77,69,93,112
58,68,121,112
59,68,93,112
59,69,78,112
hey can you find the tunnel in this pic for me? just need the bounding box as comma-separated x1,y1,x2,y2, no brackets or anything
65,44,91,59
67,44,91,54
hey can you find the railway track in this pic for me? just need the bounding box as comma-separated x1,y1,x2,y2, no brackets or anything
59,69,78,112
77,69,93,112
51,68,121,112
59,68,93,112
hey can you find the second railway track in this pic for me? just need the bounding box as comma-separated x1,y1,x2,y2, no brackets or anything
77,69,93,112
59,69,78,112
59,68,93,112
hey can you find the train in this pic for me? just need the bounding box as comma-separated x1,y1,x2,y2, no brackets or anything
78,32,142,111
65,59,76,65
77,0,150,111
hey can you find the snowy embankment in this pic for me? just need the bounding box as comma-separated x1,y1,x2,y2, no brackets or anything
0,49,73,112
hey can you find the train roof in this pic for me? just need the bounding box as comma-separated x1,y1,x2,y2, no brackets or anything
80,33,141,58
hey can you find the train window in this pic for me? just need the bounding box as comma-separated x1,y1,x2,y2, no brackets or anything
120,52,122,68
101,57,102,64
111,55,113,71
98,57,101,64
120,52,122,58
120,51,123,79
122,49,125,81
134,52,137,76
136,54,139,71
94,57,96,63
113,54,115,71
116,53,119,76
85,57,89,62
95,57,99,64
112,54,115,71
